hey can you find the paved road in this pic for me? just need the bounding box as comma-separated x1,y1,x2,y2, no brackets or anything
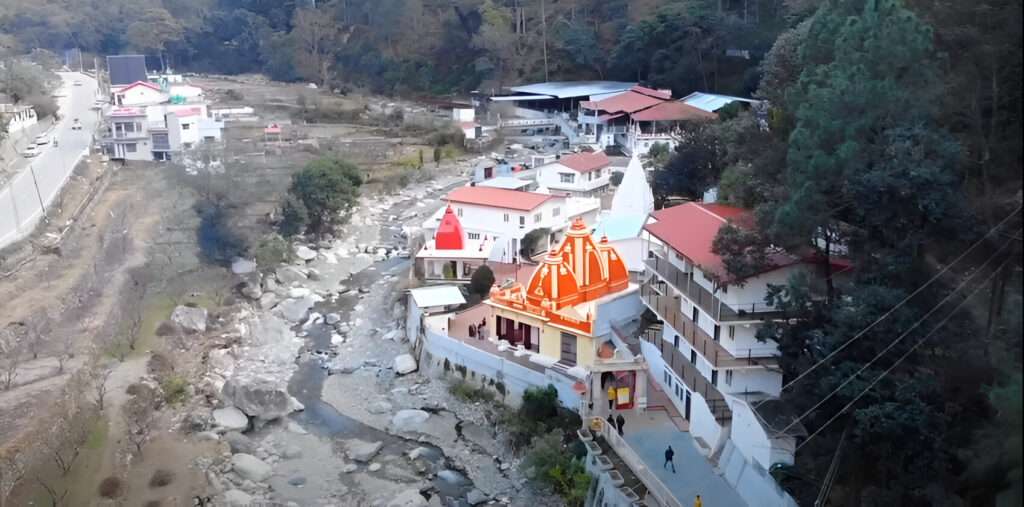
0,72,100,249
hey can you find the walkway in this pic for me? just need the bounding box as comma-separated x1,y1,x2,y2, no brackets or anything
621,410,747,507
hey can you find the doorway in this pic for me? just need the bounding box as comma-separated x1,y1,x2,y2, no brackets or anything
560,332,577,364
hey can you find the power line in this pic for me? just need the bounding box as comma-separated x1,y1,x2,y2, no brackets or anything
795,255,1014,452
775,204,1022,394
776,238,1016,436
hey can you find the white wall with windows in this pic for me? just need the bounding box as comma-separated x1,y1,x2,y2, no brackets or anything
642,340,723,448
536,162,612,196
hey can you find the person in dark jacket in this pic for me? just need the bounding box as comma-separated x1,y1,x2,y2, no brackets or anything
615,413,625,435
664,445,676,472
606,413,616,432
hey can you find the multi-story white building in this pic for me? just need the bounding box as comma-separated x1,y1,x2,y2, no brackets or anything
639,201,828,473
535,151,613,196
421,186,600,263
103,82,222,161
105,107,152,161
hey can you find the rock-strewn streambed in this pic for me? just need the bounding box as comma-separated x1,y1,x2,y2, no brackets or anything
189,177,564,506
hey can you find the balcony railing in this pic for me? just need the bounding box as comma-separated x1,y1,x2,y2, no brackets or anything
640,284,777,369
641,328,732,423
644,254,782,321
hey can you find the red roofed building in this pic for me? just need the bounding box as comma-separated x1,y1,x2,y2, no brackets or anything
420,186,602,266
577,85,720,156
536,151,614,197
638,200,842,474
112,80,167,107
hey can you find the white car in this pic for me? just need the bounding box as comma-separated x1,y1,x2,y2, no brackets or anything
71,119,82,130
34,135,50,146
22,145,41,157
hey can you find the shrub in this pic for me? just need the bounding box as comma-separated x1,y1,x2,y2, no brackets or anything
501,385,580,447
469,265,495,298
253,234,292,266
449,380,495,403
147,352,175,378
610,171,625,186
286,158,363,235
160,375,189,405
149,469,175,488
224,89,244,101
98,476,124,498
520,228,552,259
426,126,465,147
278,197,309,238
523,432,592,507
154,320,180,336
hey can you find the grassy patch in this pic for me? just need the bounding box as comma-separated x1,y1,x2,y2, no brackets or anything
449,380,495,403
160,375,190,405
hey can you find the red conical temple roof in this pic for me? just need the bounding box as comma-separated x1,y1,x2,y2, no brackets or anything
435,206,465,250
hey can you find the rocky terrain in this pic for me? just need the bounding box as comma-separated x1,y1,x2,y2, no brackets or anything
171,175,562,506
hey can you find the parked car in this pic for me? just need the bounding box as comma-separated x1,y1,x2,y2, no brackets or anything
34,135,50,146
71,118,82,130
22,145,40,157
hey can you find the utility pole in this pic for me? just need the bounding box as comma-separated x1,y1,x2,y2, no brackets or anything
541,0,550,82
28,165,49,225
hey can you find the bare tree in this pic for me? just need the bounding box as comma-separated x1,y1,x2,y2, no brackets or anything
25,318,49,360
47,416,89,476
92,368,112,411
35,476,68,507
122,387,157,457
56,332,74,374
0,452,28,507
0,344,21,391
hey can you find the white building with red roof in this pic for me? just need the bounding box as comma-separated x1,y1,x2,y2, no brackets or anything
638,200,849,484
577,85,718,155
420,186,601,264
536,151,614,197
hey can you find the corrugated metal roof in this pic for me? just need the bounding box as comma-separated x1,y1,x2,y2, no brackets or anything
445,186,554,211
508,81,636,99
593,214,647,242
681,92,759,112
410,286,467,308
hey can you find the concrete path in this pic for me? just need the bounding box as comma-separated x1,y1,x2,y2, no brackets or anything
621,411,747,507
0,72,100,249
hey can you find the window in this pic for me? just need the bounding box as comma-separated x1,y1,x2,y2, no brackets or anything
519,216,525,226
673,335,680,349
725,370,733,386
690,350,697,365
124,143,137,153
664,369,671,385
457,208,463,217
711,370,719,387
692,306,699,326
503,213,509,223
182,123,191,130
467,232,480,240
714,325,721,342
462,263,472,276
552,207,560,217
728,326,736,339
534,213,542,223
559,173,575,184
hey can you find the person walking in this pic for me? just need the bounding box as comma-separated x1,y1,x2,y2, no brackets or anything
606,413,616,432
615,413,625,436
664,445,676,473
607,385,616,410
694,494,702,507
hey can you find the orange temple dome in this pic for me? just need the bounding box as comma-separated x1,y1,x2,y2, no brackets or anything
524,218,629,310
435,205,465,250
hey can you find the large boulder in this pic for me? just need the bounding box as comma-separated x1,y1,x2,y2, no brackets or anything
223,489,255,506
344,439,383,462
171,305,208,334
390,409,430,433
275,266,307,286
273,295,317,323
212,407,248,432
295,245,318,261
221,377,304,422
223,431,257,454
393,354,418,375
231,258,258,275
231,453,272,482
386,489,429,507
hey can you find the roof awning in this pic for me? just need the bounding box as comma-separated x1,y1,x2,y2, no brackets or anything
410,286,467,308
489,95,554,102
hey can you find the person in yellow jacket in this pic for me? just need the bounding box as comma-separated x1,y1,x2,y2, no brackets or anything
694,494,703,507
607,385,616,410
